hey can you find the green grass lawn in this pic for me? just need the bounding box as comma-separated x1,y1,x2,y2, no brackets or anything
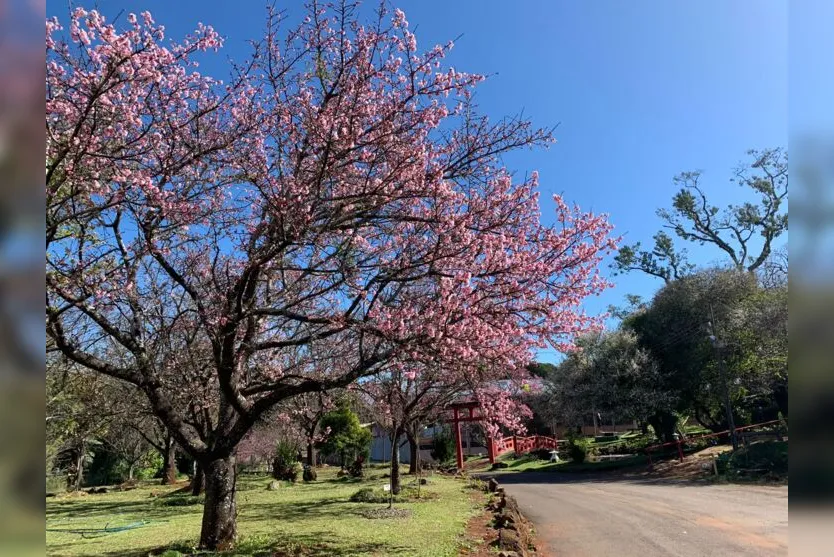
489,453,647,474
46,466,484,556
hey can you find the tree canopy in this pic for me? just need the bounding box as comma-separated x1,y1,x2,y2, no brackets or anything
613,148,788,282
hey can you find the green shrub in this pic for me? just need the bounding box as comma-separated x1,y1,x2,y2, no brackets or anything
566,435,591,463
287,462,302,483
623,435,654,453
714,441,788,479
272,441,300,481
302,465,317,482
729,441,788,475
349,486,423,503
349,487,380,503
430,426,456,465
531,448,552,460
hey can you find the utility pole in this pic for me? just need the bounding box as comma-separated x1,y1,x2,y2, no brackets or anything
708,304,738,450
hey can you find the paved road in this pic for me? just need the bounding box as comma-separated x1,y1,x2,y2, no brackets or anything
492,473,788,557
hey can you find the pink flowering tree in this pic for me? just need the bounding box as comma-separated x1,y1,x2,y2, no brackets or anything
235,411,304,468
362,363,468,493
361,359,537,493
46,3,615,549
287,391,336,467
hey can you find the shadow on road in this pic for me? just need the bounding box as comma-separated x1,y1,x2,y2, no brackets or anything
476,469,727,488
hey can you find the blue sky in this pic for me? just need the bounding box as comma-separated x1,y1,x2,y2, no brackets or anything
51,1,789,363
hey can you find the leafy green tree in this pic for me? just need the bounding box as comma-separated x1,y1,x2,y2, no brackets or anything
526,362,557,379
47,362,116,490
614,148,788,282
722,283,788,418
316,402,372,468
627,268,787,439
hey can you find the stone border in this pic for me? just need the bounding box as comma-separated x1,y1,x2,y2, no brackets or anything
486,478,536,557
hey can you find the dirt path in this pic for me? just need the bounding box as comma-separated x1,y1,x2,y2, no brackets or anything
493,472,787,557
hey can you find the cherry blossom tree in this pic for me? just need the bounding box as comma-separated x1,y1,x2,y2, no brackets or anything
362,360,533,492
360,364,460,493
46,3,615,549
235,411,303,469
287,390,336,466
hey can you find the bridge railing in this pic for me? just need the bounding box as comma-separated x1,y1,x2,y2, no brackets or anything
644,418,787,467
490,434,559,463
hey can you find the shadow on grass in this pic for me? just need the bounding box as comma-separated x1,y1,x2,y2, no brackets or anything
323,476,365,485
51,530,413,557
242,496,360,522
47,497,199,522
48,476,430,556
507,456,537,468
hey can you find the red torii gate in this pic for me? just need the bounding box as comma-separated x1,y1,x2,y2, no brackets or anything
445,400,559,470
446,400,492,470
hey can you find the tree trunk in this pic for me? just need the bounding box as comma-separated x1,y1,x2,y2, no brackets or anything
649,412,677,444
191,462,205,496
161,436,177,485
199,456,237,550
128,463,135,481
306,442,316,467
773,379,788,417
390,427,402,496
72,441,84,491
406,428,421,475
694,405,724,433
306,417,320,467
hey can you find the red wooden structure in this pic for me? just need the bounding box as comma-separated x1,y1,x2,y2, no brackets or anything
447,401,482,470
446,400,559,470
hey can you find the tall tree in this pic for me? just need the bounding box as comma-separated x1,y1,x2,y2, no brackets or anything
614,148,788,282
544,330,670,435
627,268,786,438
362,362,473,491
46,5,614,549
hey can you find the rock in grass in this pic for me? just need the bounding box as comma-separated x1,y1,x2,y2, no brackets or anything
266,480,281,491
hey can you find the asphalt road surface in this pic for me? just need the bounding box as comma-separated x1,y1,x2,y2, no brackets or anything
494,473,788,557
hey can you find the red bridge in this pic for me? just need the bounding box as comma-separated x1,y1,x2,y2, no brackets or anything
447,401,559,470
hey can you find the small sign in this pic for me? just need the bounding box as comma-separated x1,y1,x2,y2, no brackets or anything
382,484,390,491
